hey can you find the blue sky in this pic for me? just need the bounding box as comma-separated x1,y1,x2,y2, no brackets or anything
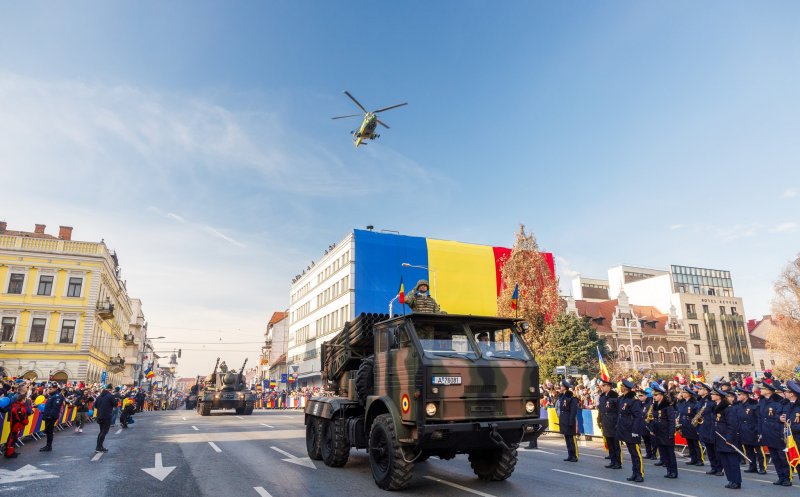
1,2,798,375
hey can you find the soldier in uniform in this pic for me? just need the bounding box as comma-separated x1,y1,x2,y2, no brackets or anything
697,382,724,476
711,387,742,489
734,387,767,474
598,378,622,469
556,378,580,462
677,386,703,466
405,280,442,314
780,380,800,485
639,389,657,461
651,383,678,478
617,380,644,482
759,380,792,486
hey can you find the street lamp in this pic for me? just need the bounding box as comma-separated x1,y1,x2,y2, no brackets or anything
401,263,437,300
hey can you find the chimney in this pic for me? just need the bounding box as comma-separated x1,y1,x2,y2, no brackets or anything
58,226,73,241
35,224,46,234
0,221,6,233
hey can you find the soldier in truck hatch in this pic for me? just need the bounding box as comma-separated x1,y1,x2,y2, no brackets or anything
405,279,442,314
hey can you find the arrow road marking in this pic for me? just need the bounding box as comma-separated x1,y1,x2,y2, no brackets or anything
192,426,199,431
182,417,187,421
254,487,273,497
141,453,176,482
236,416,244,419
91,452,104,462
115,428,122,435
270,446,316,469
0,464,59,485
208,441,222,452
260,424,274,428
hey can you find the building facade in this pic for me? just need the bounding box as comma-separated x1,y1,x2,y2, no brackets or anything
573,263,754,379
0,222,137,385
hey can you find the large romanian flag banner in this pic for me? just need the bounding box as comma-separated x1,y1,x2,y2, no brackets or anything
353,230,555,316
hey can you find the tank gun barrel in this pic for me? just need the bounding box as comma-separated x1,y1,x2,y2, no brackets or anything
211,357,220,384
238,358,248,386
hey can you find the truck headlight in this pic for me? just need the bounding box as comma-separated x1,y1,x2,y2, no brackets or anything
425,403,437,416
525,401,535,413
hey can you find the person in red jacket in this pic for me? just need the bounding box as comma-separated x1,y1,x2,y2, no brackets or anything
4,382,31,458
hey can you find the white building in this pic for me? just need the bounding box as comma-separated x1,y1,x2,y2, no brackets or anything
287,234,354,387
571,276,611,302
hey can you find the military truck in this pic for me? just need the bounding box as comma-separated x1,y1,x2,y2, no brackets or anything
197,357,255,416
304,312,546,490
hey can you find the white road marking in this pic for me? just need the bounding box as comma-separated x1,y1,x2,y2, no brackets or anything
115,429,122,435
141,452,176,481
192,426,199,431
270,446,316,469
260,423,274,428
0,464,59,484
182,417,187,421
236,416,244,420
423,476,498,497
551,469,699,497
518,448,556,455
254,487,273,497
208,441,222,452
91,452,104,462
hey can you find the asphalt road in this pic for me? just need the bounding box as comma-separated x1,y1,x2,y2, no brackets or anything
2,409,799,497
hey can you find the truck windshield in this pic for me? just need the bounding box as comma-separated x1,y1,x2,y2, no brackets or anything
414,322,478,359
470,324,531,361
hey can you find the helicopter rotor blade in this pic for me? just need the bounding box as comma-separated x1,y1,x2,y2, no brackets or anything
331,114,363,120
376,119,390,129
373,102,408,114
343,91,368,113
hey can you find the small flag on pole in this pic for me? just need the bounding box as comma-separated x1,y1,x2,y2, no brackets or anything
510,284,519,310
398,277,405,305
597,346,610,383
145,366,155,379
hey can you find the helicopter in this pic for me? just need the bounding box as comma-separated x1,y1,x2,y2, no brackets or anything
332,91,407,147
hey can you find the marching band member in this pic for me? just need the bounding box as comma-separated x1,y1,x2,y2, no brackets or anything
556,378,580,462
697,382,724,476
711,387,742,489
639,389,657,460
677,386,704,466
780,380,800,485
651,383,678,478
598,377,622,469
759,380,792,486
617,380,644,482
734,386,767,475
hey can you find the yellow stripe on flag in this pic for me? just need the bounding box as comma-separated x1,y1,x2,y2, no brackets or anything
425,239,497,316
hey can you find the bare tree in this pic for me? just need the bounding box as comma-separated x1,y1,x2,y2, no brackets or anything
769,254,800,376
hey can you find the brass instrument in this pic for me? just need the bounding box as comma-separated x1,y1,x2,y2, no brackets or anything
691,402,706,427
675,414,682,434
645,403,654,423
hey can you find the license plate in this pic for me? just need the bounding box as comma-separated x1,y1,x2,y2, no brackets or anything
223,394,235,399
432,376,462,385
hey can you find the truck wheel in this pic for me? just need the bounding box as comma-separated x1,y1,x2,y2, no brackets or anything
369,414,413,490
321,418,350,467
306,418,323,460
200,403,211,416
244,405,254,415
355,355,375,403
235,407,245,415
468,446,517,481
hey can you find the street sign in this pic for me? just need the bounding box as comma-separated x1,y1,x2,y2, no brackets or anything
280,373,288,383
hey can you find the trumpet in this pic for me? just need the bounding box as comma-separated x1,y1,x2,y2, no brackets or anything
645,403,654,423
691,402,706,427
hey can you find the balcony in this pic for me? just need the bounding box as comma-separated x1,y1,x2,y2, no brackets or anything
264,339,273,348
109,355,125,373
97,301,115,320
686,312,698,320
123,333,136,345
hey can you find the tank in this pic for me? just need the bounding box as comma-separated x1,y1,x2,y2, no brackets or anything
196,357,255,416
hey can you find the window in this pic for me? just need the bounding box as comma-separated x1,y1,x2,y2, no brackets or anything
685,303,696,318
646,348,654,362
416,322,478,359
7,273,24,294
678,349,686,364
708,288,715,296
37,275,54,296
719,306,726,315
760,359,765,371
694,344,701,354
702,305,709,314
659,349,666,363
731,307,737,315
59,319,76,343
67,277,83,297
29,318,46,342
689,324,700,339
1,317,16,341
696,361,703,371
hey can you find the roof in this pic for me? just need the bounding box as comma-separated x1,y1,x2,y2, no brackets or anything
749,334,767,349
0,229,58,240
575,299,670,335
268,311,288,327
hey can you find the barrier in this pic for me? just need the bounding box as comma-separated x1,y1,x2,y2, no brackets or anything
542,406,686,445
1,402,91,449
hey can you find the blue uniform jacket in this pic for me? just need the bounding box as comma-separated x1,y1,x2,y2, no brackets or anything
732,398,760,446
556,391,579,435
43,392,64,420
616,391,643,443
652,398,676,446
759,394,787,447
697,395,717,443
712,400,739,453
785,399,800,438
598,390,620,437
676,398,699,439
641,397,654,436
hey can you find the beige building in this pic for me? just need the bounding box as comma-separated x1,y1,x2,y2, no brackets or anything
263,311,288,385
748,315,790,375
0,222,138,385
